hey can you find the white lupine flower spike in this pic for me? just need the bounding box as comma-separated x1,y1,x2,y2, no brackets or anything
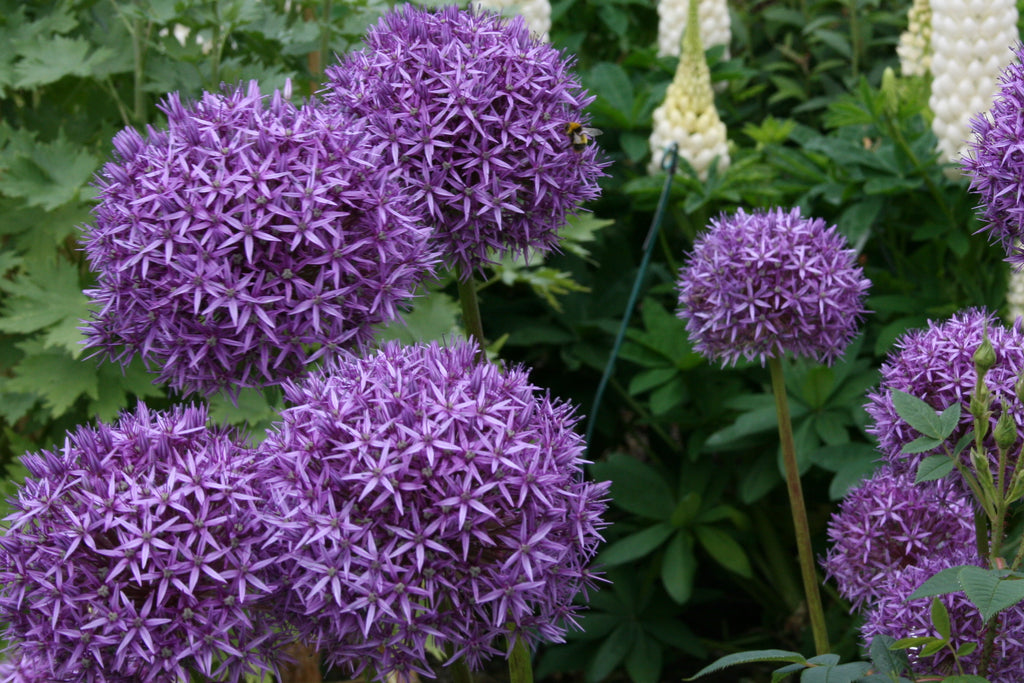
648,0,729,179
897,0,932,77
929,0,1017,164
657,0,730,58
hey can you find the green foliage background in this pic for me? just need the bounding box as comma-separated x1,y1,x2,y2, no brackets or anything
0,0,1020,681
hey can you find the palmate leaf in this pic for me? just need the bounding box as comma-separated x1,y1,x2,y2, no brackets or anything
958,566,1024,622
0,130,99,211
12,35,116,88
0,259,91,356
5,344,98,417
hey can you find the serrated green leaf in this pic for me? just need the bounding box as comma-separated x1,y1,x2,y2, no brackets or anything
0,132,99,211
684,650,808,680
597,523,675,567
902,435,944,454
88,362,164,423
0,260,91,354
661,531,697,604
6,348,98,417
915,455,956,483
869,634,910,676
695,525,752,578
909,565,974,600
375,289,462,344
891,389,956,440
958,565,1024,621
931,596,951,640
13,35,115,87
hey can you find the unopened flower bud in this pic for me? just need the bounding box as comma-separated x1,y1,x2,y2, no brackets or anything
973,334,996,375
994,407,1018,451
1016,371,1024,403
970,382,991,422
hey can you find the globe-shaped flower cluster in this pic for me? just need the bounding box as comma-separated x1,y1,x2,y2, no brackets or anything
256,341,609,677
865,308,1024,479
676,207,870,366
964,42,1024,266
81,81,436,396
324,5,606,276
821,466,975,610
0,404,281,683
861,549,1024,682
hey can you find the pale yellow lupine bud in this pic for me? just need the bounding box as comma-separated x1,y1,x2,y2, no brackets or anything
648,0,729,178
471,0,551,41
929,0,1018,164
657,0,730,58
897,0,932,77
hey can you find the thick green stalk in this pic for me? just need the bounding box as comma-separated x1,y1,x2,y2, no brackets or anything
457,267,486,357
508,638,534,683
768,356,829,656
319,0,333,74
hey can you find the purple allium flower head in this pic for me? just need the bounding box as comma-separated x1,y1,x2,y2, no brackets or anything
256,340,609,678
324,5,607,276
821,465,975,610
676,207,871,366
81,81,437,396
0,403,282,682
0,653,47,683
964,43,1024,267
861,548,1024,682
865,308,1024,480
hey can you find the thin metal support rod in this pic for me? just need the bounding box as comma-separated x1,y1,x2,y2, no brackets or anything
584,143,680,450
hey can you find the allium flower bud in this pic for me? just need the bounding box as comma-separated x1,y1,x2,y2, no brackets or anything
471,0,551,41
964,45,1024,267
325,5,606,277
929,0,1017,164
973,332,997,374
994,407,1018,451
656,0,731,59
0,403,282,682
862,549,1024,682
256,341,609,678
866,308,1024,484
81,82,437,397
676,207,870,366
822,466,974,610
897,0,932,77
648,0,729,179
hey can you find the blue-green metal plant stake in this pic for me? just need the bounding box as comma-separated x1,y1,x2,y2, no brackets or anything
585,143,680,450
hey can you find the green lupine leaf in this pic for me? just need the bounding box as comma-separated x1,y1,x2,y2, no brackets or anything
661,531,697,604
684,650,808,680
598,523,675,566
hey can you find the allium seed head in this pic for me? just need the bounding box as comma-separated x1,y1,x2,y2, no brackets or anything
676,207,870,366
256,341,609,678
81,81,437,396
865,308,1024,483
0,403,282,682
324,5,607,276
821,466,975,610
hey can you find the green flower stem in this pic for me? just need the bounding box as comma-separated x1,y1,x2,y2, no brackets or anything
508,637,534,683
457,267,486,357
768,356,829,656
318,0,332,75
